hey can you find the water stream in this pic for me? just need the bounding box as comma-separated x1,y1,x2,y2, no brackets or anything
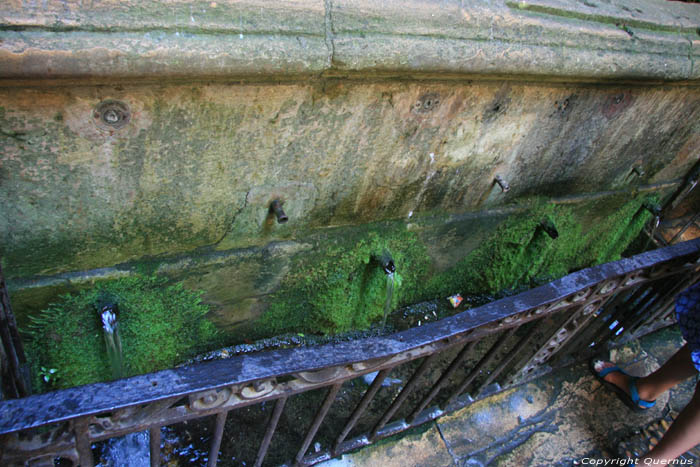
100,305,125,380
97,305,151,466
382,272,394,328
96,431,150,467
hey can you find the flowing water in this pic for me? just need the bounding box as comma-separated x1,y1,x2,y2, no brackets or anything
382,272,394,328
97,307,151,465
96,431,150,467
100,305,125,380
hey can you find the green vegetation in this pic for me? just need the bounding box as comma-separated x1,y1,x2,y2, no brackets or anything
421,194,656,299
256,194,656,337
23,193,658,389
26,275,218,391
257,225,430,336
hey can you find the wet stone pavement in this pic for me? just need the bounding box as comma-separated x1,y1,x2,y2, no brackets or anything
320,326,698,467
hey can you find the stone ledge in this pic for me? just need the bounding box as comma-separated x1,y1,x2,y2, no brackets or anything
0,0,698,83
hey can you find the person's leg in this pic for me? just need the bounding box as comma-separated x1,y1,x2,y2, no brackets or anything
641,380,700,462
595,344,697,406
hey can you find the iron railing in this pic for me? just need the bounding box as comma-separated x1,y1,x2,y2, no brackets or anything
1,239,699,466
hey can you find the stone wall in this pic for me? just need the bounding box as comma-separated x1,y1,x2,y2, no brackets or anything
1,0,699,336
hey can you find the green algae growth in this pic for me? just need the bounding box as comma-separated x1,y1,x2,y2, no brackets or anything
26,274,219,391
254,193,656,337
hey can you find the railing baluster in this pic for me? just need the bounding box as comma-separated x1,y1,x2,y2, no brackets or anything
370,353,440,440
149,426,161,467
334,368,392,453
561,287,632,359
255,397,287,467
630,275,700,334
658,276,699,322
74,419,94,467
618,287,663,329
514,296,611,385
2,242,699,466
475,325,533,396
406,341,477,424
444,327,517,408
599,285,661,344
207,411,228,467
625,282,684,334
294,383,342,466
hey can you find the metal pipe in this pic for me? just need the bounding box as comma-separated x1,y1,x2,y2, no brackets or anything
380,251,395,275
539,218,559,240
270,199,288,224
495,175,510,193
643,201,662,217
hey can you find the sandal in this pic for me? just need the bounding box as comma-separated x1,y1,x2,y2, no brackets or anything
590,360,656,413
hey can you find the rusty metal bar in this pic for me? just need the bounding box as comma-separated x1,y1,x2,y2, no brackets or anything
334,368,392,453
475,326,533,396
561,285,634,359
625,280,689,335
74,419,94,467
3,239,699,441
586,286,655,351
669,213,700,244
254,397,287,467
0,261,28,399
516,295,611,385
207,411,228,467
444,327,518,407
149,426,161,467
633,275,700,333
1,241,700,467
406,341,477,424
370,352,440,440
294,383,342,465
605,284,665,342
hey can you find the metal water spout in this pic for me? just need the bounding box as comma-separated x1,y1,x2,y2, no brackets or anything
643,201,662,229
381,253,396,275
539,218,559,240
270,199,288,224
494,175,510,193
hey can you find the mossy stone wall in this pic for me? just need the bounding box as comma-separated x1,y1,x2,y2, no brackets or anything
1,82,697,279
1,80,697,340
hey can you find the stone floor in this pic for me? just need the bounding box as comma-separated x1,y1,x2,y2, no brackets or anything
320,326,698,467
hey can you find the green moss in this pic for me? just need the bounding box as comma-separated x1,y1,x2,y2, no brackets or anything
26,275,218,391
257,225,431,336
422,194,656,299
255,193,656,337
